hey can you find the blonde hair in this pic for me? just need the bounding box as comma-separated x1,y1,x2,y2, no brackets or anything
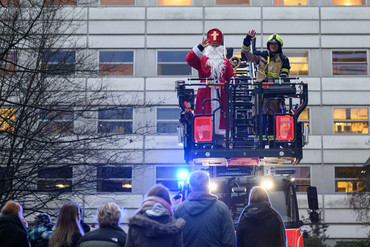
248,186,271,206
97,202,122,227
49,203,84,247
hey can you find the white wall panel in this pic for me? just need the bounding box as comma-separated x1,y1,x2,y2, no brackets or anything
145,136,182,149
89,35,145,48
147,21,203,34
324,194,350,208
87,92,145,105
145,150,186,163
322,21,370,34
146,77,188,91
304,77,321,91
323,135,370,149
322,77,370,91
146,91,178,105
322,92,370,105
264,21,319,34
263,7,319,20
321,7,370,20
301,149,322,163
326,225,369,239
89,21,145,34
322,35,370,48
146,35,203,48
303,135,322,149
205,21,261,34
205,7,261,19
89,7,145,20
325,209,361,223
147,7,203,20
324,150,369,163
263,35,320,48
307,91,321,105
87,78,145,91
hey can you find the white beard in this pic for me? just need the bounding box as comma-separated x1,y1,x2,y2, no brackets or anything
204,45,225,79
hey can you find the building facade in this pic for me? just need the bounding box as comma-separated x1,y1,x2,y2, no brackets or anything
8,0,370,246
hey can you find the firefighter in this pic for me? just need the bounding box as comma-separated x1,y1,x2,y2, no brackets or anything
241,30,291,147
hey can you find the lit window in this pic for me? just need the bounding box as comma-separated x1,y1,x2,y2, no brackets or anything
44,0,77,5
157,108,180,134
331,0,365,5
157,51,191,76
158,0,192,5
38,167,73,192
39,108,74,133
98,107,133,134
99,51,134,76
298,108,310,127
216,0,250,5
335,166,369,192
273,0,307,5
97,166,132,192
101,0,134,5
332,51,367,75
285,50,309,76
156,166,191,191
0,51,17,76
0,108,15,133
333,108,368,134
42,51,76,76
0,167,12,192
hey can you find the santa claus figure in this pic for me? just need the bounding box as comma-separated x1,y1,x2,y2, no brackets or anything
186,28,234,138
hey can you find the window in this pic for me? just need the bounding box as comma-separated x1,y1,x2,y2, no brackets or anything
99,51,134,76
44,0,77,5
335,166,369,192
216,0,250,4
331,0,365,5
42,51,76,76
333,108,368,134
101,0,134,5
285,51,309,76
273,0,307,4
157,108,180,134
98,107,133,134
278,166,311,192
158,0,192,5
97,166,132,192
0,108,15,133
0,51,17,76
332,51,367,75
298,108,310,127
39,108,74,133
157,51,191,76
0,0,19,5
38,167,72,191
0,167,12,193
156,166,191,191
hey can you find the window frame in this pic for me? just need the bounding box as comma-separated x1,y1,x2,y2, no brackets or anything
285,50,309,76
332,50,368,76
96,165,133,193
99,50,135,76
37,166,73,192
42,50,76,76
330,0,366,6
157,0,193,5
156,107,181,134
156,50,191,76
334,166,368,193
97,107,134,134
272,0,308,5
38,108,75,134
333,107,369,134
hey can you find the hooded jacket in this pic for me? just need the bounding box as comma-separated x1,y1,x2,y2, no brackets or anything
173,191,236,247
0,213,29,247
236,202,286,247
125,198,185,247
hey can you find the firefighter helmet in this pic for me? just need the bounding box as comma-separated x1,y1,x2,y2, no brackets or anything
266,33,283,51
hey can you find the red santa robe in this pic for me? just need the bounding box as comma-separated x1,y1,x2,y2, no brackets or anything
186,45,234,134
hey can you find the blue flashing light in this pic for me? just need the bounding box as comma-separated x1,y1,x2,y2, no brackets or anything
275,169,296,175
177,169,189,181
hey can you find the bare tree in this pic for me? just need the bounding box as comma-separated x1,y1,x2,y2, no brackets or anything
0,0,146,216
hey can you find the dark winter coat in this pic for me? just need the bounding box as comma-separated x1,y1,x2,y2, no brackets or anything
77,225,127,247
125,202,185,247
173,191,236,247
0,213,29,247
236,202,286,247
